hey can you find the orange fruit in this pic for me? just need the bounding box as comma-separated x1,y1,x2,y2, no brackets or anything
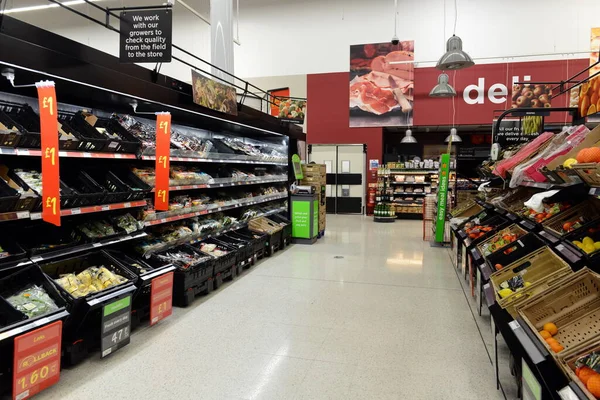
577,148,591,163
589,104,598,115
539,330,552,339
545,338,558,346
587,374,600,397
588,147,600,163
550,342,564,353
543,322,558,336
580,367,598,385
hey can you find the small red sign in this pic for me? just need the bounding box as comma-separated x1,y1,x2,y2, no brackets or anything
150,271,173,326
154,112,171,211
13,321,62,400
37,82,60,226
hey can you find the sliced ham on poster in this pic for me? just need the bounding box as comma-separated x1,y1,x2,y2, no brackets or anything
350,71,413,115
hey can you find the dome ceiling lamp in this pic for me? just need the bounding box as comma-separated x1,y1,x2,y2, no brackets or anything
445,71,462,144
436,0,474,71
401,129,417,143
445,127,462,143
429,73,456,97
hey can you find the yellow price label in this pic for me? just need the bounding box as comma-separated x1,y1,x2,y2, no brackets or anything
157,189,167,203
18,365,50,390
159,120,169,134
45,196,57,215
44,146,56,166
43,96,54,116
158,155,168,169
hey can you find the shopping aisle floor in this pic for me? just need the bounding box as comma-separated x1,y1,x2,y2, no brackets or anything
39,216,505,400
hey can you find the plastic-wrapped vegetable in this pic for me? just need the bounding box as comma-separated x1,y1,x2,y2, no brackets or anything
55,266,128,298
6,285,59,319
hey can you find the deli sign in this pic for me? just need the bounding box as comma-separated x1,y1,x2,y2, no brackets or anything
413,58,588,126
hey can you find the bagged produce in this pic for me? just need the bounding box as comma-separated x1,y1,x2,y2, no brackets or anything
55,266,128,298
6,284,59,319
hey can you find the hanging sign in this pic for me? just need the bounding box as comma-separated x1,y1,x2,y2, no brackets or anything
101,296,132,358
435,153,451,243
37,81,60,226
154,112,171,211
119,9,172,63
13,321,62,400
150,271,174,326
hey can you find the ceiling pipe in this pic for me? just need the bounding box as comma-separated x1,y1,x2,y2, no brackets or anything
388,50,591,66
176,0,241,46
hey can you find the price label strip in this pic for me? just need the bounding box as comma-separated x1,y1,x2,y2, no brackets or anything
37,81,61,226
150,271,174,326
13,321,62,400
101,296,132,358
154,112,171,211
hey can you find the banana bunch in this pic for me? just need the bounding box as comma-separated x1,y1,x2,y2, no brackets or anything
522,116,542,135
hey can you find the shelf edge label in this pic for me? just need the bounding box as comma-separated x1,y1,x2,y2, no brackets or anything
150,271,174,326
37,81,60,226
155,112,171,211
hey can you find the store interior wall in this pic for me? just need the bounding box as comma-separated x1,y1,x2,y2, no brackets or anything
6,0,600,82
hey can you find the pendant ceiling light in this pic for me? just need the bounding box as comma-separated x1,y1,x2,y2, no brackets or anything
445,127,462,143
436,0,474,71
429,73,456,97
401,129,417,143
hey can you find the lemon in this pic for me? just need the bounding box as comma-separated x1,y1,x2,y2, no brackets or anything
573,240,583,248
585,244,596,254
524,282,532,287
595,242,600,250
583,237,594,246
499,288,514,299
563,158,578,169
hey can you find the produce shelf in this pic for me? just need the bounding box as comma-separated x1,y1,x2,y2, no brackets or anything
0,210,30,223
153,178,289,192
144,193,288,226
29,231,147,263
393,192,427,196
390,182,430,185
30,200,147,220
141,155,287,166
0,310,69,342
0,147,137,159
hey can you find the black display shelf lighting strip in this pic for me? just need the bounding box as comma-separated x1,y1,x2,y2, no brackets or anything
0,146,288,166
144,193,289,226
153,177,289,192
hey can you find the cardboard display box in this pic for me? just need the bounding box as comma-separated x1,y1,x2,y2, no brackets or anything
302,164,327,174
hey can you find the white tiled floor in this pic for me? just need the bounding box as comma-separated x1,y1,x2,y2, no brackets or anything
39,215,506,400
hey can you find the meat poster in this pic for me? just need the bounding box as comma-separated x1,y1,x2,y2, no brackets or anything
350,41,414,127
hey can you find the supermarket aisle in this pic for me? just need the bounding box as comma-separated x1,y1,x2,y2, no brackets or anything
39,216,504,400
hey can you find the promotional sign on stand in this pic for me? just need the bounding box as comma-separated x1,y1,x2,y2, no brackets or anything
154,112,171,211
13,321,62,400
150,271,174,326
37,81,60,226
435,153,451,243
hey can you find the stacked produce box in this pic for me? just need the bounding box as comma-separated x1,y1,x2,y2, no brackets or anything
301,164,327,234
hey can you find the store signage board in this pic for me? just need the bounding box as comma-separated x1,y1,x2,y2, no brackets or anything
154,112,171,211
119,9,172,63
191,70,238,116
494,118,541,146
37,81,61,226
435,153,450,242
521,359,543,400
101,296,132,358
150,271,174,326
13,321,62,400
291,200,310,239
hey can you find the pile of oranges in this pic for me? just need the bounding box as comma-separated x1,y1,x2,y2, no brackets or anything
576,366,600,398
539,322,564,353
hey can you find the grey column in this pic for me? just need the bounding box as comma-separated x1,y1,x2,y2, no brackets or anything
210,0,234,84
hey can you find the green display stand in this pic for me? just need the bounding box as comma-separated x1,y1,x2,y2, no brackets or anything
291,194,318,244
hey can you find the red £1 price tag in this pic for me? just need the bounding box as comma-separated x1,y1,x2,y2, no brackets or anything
13,321,63,400
154,112,171,211
150,271,173,326
37,81,60,226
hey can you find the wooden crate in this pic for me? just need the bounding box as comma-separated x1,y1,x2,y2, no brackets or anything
559,337,600,399
542,199,600,237
476,224,527,258
518,269,600,358
490,247,572,317
573,163,600,186
302,164,326,174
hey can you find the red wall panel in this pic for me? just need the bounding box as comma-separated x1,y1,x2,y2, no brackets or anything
307,72,383,184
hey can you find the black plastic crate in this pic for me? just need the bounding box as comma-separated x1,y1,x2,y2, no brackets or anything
109,169,152,201
59,112,106,152
463,216,511,249
221,233,254,267
1,103,80,150
69,112,141,153
0,177,19,212
148,245,214,307
564,220,600,267
10,169,77,210
485,233,546,272
268,213,292,246
60,169,107,207
230,228,267,260
193,239,237,288
18,224,82,257
83,169,131,203
0,240,27,270
0,109,23,147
